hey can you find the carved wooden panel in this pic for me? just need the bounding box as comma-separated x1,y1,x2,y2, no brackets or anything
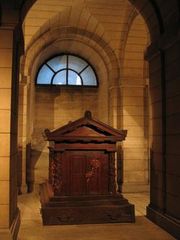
53,151,109,196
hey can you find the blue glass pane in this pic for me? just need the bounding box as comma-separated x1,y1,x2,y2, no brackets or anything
47,55,67,72
36,65,54,84
53,70,66,85
80,66,97,86
68,55,87,73
68,70,82,85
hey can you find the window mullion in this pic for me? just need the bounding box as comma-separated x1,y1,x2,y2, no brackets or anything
79,74,83,86
79,64,89,74
66,55,68,85
46,63,56,73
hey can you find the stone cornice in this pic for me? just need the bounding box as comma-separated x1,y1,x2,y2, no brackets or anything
0,24,17,30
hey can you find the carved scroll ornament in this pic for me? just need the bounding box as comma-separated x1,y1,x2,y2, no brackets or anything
85,159,101,183
50,152,62,194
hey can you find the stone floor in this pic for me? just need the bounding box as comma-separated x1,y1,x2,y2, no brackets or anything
18,192,175,240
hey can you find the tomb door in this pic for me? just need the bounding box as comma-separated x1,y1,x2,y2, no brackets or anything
61,151,109,196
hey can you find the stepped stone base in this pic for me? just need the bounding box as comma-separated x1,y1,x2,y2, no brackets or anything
40,182,135,225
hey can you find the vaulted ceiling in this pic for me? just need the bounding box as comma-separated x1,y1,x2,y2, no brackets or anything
23,0,139,56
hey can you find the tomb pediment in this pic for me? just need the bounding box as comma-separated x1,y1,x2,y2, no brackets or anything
44,111,127,143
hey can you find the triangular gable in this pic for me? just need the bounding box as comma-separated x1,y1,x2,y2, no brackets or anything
44,111,127,141
63,125,107,137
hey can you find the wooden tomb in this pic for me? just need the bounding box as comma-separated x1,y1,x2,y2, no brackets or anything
40,111,135,225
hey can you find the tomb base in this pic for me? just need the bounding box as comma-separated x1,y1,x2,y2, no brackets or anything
40,182,135,225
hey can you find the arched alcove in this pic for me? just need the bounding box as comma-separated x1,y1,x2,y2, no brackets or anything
19,0,161,204
20,17,121,189
15,0,180,238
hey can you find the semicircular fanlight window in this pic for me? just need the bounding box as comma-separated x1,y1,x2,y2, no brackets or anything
36,54,98,87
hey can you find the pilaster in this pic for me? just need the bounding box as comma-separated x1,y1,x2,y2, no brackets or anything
0,19,22,240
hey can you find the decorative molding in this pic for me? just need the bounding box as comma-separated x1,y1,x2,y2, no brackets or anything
0,24,17,30
122,183,150,193
109,153,116,194
108,83,147,90
49,152,62,195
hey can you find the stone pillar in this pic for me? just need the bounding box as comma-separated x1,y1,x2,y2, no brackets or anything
18,76,35,193
121,83,150,192
108,86,123,192
18,81,29,193
26,79,35,192
0,27,20,240
146,37,180,239
0,3,23,235
108,86,122,128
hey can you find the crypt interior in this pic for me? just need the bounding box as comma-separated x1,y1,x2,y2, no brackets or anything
0,0,180,239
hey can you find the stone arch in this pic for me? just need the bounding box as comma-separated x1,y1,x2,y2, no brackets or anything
21,0,180,40
23,26,120,88
21,24,121,136
128,0,180,41
128,0,164,40
20,0,37,22
22,1,120,82
20,0,167,42
119,8,138,64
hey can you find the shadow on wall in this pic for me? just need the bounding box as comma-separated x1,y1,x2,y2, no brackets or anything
26,87,58,192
